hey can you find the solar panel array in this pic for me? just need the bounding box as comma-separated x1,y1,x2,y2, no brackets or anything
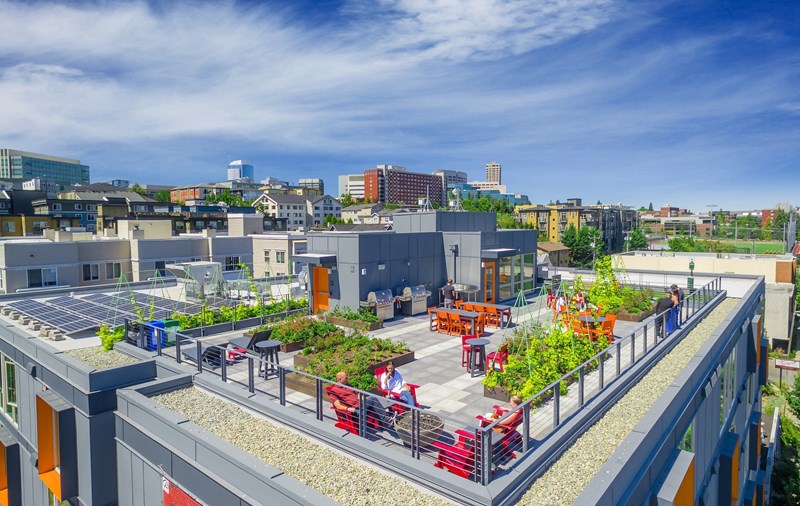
7,299,98,334
7,291,240,335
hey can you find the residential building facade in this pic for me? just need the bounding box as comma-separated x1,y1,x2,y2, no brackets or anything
338,173,365,200
306,195,341,226
364,165,443,206
485,161,501,184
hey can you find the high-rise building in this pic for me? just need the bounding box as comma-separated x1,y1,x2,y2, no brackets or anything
364,165,443,205
0,149,90,187
485,161,501,184
432,170,468,192
227,160,254,182
338,174,365,200
297,178,324,195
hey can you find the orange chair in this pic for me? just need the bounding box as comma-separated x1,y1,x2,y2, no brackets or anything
461,334,476,367
572,319,591,338
486,343,509,372
428,306,440,331
474,313,486,337
590,317,616,342
454,300,464,309
449,313,465,336
437,311,451,334
486,307,501,328
462,302,474,312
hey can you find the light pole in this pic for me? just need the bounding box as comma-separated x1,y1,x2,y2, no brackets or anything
688,258,695,290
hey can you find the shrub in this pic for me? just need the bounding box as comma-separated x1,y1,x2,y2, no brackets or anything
98,324,125,351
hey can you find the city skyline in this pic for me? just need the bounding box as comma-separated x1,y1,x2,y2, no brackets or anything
0,0,797,211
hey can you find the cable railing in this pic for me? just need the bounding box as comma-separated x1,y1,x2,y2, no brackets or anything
125,277,724,488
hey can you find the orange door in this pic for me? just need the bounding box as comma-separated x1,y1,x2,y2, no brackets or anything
312,266,329,312
484,261,496,303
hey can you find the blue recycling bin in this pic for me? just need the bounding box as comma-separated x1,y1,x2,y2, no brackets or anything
143,319,180,350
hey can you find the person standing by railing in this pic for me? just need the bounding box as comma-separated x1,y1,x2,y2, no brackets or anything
655,290,676,338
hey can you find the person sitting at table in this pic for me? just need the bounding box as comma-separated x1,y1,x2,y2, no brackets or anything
489,395,523,433
329,371,394,429
554,294,567,313
378,360,416,407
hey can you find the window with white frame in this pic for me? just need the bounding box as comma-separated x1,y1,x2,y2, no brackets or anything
74,204,82,210
2,221,15,232
52,203,61,211
106,262,121,279
28,268,57,287
276,250,286,263
264,250,270,263
82,263,100,281
224,256,241,271
0,354,17,426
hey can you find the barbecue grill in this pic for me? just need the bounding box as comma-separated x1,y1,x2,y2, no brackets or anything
366,289,395,320
399,285,431,316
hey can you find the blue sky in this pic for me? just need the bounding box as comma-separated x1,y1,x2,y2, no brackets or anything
1,0,798,212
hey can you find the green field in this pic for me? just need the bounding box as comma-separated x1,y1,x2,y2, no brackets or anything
652,240,786,254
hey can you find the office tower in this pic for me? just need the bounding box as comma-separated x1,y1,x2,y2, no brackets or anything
227,160,255,182
364,164,443,205
0,149,90,187
297,178,324,195
338,174,365,200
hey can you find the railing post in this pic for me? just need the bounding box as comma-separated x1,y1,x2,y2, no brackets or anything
630,332,636,364
220,347,227,382
156,327,162,356
598,355,604,390
553,383,560,427
480,428,491,485
615,341,621,376
316,378,323,421
643,325,648,355
175,335,182,364
358,392,366,438
279,367,286,406
578,367,585,406
248,356,255,393
196,341,202,373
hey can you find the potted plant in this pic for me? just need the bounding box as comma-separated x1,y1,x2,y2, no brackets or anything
395,411,444,449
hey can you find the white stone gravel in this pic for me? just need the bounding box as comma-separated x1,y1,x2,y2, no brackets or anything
64,346,139,369
154,387,453,506
520,298,739,506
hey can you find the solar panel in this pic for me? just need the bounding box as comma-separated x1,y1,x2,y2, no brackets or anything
7,299,97,334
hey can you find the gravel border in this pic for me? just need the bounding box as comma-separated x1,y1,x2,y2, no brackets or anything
520,298,738,505
154,387,453,506
64,346,139,369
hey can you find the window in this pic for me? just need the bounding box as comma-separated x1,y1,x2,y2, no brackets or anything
48,490,70,506
133,205,147,212
106,262,121,279
195,221,204,228
32,221,49,233
0,355,17,426
264,250,270,263
36,392,77,502
1,222,14,233
86,204,96,211
27,268,57,288
74,204,82,211
276,250,286,263
52,204,61,211
86,214,95,221
82,264,99,281
154,261,167,277
224,256,241,271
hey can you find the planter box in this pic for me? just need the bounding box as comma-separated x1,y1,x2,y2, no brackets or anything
326,315,383,332
483,385,512,403
285,372,319,397
616,308,655,322
293,350,415,372
280,341,306,353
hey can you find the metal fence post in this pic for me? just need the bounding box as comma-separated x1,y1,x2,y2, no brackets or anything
630,332,636,364
195,341,202,373
248,356,255,393
156,327,162,356
315,378,324,421
279,367,286,406
616,341,621,376
643,325,648,354
358,392,367,438
553,384,560,427
220,347,227,382
175,335,182,364
480,428,491,485
578,367,585,406
522,403,530,452
598,355,605,390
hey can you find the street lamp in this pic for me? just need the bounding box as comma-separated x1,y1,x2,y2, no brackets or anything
688,258,695,290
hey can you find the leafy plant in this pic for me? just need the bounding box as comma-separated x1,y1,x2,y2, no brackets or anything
98,324,125,351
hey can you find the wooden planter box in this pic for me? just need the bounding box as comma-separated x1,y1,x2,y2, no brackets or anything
280,341,306,353
293,350,415,372
285,372,320,397
616,308,655,322
326,315,383,332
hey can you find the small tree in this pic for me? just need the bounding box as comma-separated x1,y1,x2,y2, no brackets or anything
154,190,172,202
339,194,355,207
648,202,654,211
787,375,800,418
130,183,147,196
628,229,648,250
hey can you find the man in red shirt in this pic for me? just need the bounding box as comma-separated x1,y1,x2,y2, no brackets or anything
329,371,394,429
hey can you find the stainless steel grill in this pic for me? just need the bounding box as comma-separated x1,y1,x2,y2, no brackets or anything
399,285,431,315
366,289,395,320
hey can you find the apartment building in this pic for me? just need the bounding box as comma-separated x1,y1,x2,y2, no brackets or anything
255,194,341,230
432,169,468,191
338,173,365,200
306,195,341,226
639,204,716,236
485,161,501,184
341,203,384,224
251,232,307,278
363,165,443,205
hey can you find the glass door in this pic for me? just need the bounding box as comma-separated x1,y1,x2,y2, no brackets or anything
483,261,496,303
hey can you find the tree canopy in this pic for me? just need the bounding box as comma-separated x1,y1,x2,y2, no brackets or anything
628,229,648,250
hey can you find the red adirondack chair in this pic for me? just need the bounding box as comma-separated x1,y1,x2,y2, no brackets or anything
374,366,420,414
325,385,378,434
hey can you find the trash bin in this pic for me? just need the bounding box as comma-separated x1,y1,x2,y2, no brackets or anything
144,320,179,350
687,277,694,291
163,318,180,346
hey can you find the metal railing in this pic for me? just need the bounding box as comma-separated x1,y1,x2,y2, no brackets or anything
127,277,724,489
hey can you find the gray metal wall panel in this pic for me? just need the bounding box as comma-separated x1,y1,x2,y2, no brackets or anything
116,444,135,506
142,460,164,506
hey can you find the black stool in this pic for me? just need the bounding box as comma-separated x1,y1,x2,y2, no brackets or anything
255,340,281,379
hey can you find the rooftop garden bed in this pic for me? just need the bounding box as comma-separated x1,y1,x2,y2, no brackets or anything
324,306,383,331
483,321,610,401
64,345,139,369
